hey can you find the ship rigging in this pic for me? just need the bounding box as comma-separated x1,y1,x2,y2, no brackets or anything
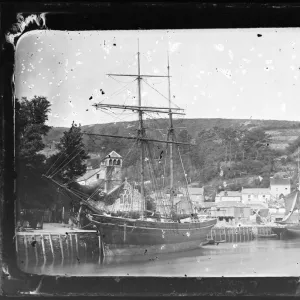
43,40,217,256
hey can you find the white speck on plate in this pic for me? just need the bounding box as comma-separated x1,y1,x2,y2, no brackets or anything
214,44,224,51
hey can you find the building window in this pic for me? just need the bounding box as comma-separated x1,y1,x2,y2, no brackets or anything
97,174,100,179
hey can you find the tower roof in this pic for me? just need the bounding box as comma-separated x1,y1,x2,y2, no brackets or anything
105,151,122,158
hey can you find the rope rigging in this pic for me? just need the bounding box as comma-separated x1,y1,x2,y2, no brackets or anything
174,132,193,213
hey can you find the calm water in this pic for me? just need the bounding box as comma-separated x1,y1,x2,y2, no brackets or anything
20,238,300,277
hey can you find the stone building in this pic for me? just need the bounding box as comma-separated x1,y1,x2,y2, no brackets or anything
241,188,270,208
270,177,291,200
77,150,122,193
107,179,143,212
210,201,251,225
215,191,242,203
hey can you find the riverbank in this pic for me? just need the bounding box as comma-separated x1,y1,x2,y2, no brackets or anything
19,238,300,277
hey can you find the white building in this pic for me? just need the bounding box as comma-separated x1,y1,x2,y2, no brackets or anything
241,188,270,208
215,191,242,203
270,177,291,199
187,187,205,206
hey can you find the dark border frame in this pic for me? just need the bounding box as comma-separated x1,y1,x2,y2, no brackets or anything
1,1,300,296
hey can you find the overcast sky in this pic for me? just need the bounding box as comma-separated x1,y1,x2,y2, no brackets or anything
15,28,300,127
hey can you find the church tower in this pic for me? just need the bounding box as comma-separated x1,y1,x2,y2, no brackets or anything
104,151,122,193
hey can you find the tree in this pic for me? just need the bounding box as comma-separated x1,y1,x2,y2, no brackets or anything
50,121,89,184
241,128,271,160
287,136,300,154
15,96,52,208
16,96,51,165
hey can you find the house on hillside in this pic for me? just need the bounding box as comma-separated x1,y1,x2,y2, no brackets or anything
186,187,205,206
215,191,242,203
270,177,291,200
76,150,122,192
210,201,251,224
241,188,270,207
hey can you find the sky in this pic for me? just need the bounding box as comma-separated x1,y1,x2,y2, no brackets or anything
15,28,300,128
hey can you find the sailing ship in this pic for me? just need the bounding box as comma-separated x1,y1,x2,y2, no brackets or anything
272,190,300,238
44,42,217,256
272,148,300,238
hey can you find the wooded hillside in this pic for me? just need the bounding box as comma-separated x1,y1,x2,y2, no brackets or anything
41,118,300,199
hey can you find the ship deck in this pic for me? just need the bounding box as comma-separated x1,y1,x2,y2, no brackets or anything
17,223,97,235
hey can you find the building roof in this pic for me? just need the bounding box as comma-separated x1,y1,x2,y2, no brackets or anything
217,191,242,197
270,177,291,186
199,202,217,208
106,151,122,158
86,157,102,169
247,203,268,210
76,167,103,182
187,187,204,195
215,201,249,208
241,188,270,195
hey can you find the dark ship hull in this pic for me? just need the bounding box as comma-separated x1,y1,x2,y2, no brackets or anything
271,225,287,237
274,223,300,239
90,214,217,256
286,224,300,238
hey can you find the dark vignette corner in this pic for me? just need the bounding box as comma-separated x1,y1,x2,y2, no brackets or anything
1,1,300,296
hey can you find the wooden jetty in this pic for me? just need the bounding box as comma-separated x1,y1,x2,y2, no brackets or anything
15,223,101,267
206,225,278,244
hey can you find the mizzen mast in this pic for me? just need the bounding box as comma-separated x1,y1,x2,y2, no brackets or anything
137,40,146,217
167,52,174,212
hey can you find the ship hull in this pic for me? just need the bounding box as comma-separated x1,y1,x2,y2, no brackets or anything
273,223,300,239
271,225,287,237
91,215,217,256
285,224,300,238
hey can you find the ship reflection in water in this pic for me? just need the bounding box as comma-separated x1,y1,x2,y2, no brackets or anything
19,238,300,277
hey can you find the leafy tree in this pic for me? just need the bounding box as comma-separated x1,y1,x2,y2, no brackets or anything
241,128,271,160
49,121,89,184
16,96,51,165
287,136,300,154
15,96,52,208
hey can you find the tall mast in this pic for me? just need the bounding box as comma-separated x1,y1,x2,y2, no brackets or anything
91,40,192,217
137,39,146,217
297,147,300,191
167,52,174,211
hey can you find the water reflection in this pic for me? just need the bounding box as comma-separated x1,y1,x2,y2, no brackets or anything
19,238,300,277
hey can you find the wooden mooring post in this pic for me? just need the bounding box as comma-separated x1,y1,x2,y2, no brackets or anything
75,234,79,258
40,234,46,263
59,234,64,262
70,234,73,261
84,242,87,263
34,236,39,266
66,234,70,257
49,234,55,260
98,235,102,263
24,235,29,265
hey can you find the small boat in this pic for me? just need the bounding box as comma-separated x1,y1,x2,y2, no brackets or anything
202,239,226,246
257,233,278,239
